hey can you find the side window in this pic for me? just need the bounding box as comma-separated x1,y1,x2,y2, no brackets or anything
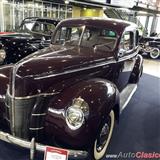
120,31,134,51
32,22,56,35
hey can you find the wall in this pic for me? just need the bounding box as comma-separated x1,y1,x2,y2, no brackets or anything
0,1,4,31
0,0,72,32
72,6,103,18
72,6,81,17
81,8,103,17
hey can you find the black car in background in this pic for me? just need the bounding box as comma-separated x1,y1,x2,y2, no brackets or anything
139,36,160,59
0,17,60,64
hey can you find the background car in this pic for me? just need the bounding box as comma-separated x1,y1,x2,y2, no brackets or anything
17,17,59,38
139,36,160,59
0,18,143,160
0,17,60,64
0,32,14,34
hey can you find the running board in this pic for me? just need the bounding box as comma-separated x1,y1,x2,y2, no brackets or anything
120,84,137,113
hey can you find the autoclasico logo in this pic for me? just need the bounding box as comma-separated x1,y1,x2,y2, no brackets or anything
106,152,160,159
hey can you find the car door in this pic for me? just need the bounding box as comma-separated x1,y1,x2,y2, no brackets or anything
114,29,139,91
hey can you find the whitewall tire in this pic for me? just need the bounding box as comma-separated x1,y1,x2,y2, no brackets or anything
150,48,160,59
93,110,115,160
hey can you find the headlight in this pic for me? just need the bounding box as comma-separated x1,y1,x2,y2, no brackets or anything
66,107,84,130
65,97,89,130
0,49,6,63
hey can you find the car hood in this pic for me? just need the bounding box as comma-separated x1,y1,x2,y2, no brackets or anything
11,45,115,97
0,32,33,40
16,45,114,78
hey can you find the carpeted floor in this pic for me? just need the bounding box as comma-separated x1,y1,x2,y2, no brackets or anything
0,73,159,160
104,73,160,159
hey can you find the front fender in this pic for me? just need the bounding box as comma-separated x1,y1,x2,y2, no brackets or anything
45,78,119,149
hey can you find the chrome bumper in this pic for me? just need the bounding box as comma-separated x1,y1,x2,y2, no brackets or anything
0,131,89,159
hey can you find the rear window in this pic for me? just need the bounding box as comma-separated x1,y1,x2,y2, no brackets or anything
104,30,116,37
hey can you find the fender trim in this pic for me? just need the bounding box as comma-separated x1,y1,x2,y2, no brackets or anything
120,83,137,113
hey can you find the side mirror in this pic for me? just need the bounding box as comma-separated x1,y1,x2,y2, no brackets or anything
118,48,126,58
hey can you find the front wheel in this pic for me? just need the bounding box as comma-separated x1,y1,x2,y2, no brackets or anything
93,110,115,160
150,48,160,59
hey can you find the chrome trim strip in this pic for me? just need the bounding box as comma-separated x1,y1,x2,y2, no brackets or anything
11,65,16,136
118,51,138,62
0,131,88,159
32,113,46,116
4,117,10,122
48,108,65,117
4,102,10,108
0,95,5,100
0,64,13,69
29,127,44,130
7,89,59,100
120,84,137,113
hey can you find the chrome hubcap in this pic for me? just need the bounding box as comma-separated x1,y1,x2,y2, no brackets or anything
150,48,159,58
152,51,159,56
96,118,111,152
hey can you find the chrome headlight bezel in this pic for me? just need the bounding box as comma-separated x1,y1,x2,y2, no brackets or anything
66,107,84,130
0,49,6,63
65,97,89,130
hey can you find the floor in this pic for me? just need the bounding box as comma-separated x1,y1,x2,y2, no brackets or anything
143,59,160,78
104,58,160,159
0,58,159,160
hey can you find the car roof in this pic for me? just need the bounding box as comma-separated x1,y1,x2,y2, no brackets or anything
36,18,60,24
22,17,60,24
58,17,137,35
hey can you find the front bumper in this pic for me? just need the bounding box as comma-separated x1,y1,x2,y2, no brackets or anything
0,131,89,159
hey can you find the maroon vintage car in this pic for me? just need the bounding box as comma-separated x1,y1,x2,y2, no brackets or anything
0,18,143,160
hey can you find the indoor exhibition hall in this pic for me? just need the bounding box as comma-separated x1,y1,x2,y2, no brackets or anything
0,0,159,160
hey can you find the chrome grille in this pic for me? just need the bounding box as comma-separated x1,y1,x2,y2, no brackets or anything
5,93,36,139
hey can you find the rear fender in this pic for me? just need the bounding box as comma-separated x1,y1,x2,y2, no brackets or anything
129,54,143,83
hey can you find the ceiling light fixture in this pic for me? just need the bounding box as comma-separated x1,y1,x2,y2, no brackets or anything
65,0,69,4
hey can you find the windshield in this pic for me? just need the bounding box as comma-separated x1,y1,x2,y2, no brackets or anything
18,20,56,35
18,21,35,33
53,26,83,46
53,25,117,51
